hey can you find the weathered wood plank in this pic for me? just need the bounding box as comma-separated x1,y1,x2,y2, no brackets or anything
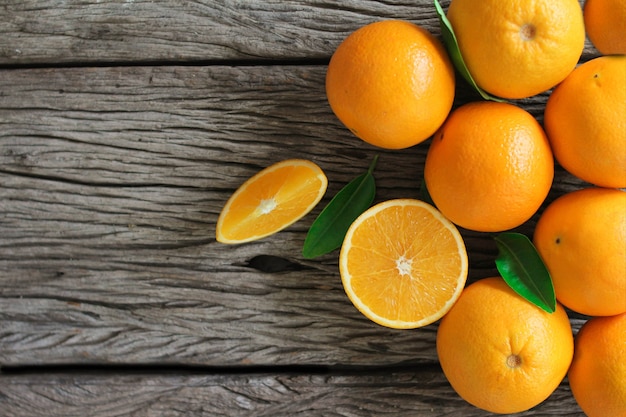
0,0,440,64
0,0,598,65
0,369,584,416
0,65,589,367
0,2,599,415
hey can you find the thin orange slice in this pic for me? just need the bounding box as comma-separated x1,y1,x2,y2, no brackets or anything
339,199,468,329
216,159,327,244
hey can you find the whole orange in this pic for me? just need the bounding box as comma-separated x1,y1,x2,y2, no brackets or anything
424,101,554,232
533,187,626,317
544,55,626,188
584,0,626,55
325,20,455,149
569,313,626,417
437,277,574,414
447,0,585,99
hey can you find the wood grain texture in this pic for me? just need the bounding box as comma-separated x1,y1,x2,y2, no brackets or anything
0,62,590,368
0,0,440,64
0,369,584,416
0,0,597,65
0,64,589,367
0,1,600,414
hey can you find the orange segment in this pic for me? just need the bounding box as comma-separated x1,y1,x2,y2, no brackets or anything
339,199,468,329
216,159,328,244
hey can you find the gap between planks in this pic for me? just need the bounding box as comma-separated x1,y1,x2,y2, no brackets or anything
1,362,441,376
0,57,331,71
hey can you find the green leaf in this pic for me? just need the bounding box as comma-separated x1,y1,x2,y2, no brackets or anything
494,232,556,313
434,0,506,103
302,155,378,259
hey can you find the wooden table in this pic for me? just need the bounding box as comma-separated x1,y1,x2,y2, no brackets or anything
0,1,594,415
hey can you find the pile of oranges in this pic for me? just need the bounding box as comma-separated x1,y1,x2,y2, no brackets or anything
217,0,624,415
325,0,625,415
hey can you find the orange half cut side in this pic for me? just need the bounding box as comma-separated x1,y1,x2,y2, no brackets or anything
339,199,468,329
216,159,328,244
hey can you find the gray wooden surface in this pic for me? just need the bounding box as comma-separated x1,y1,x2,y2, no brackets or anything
1,0,594,415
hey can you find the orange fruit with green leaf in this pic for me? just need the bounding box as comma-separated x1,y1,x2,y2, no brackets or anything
446,0,585,98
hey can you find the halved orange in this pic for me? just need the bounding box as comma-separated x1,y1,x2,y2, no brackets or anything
216,159,328,244
339,199,468,329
